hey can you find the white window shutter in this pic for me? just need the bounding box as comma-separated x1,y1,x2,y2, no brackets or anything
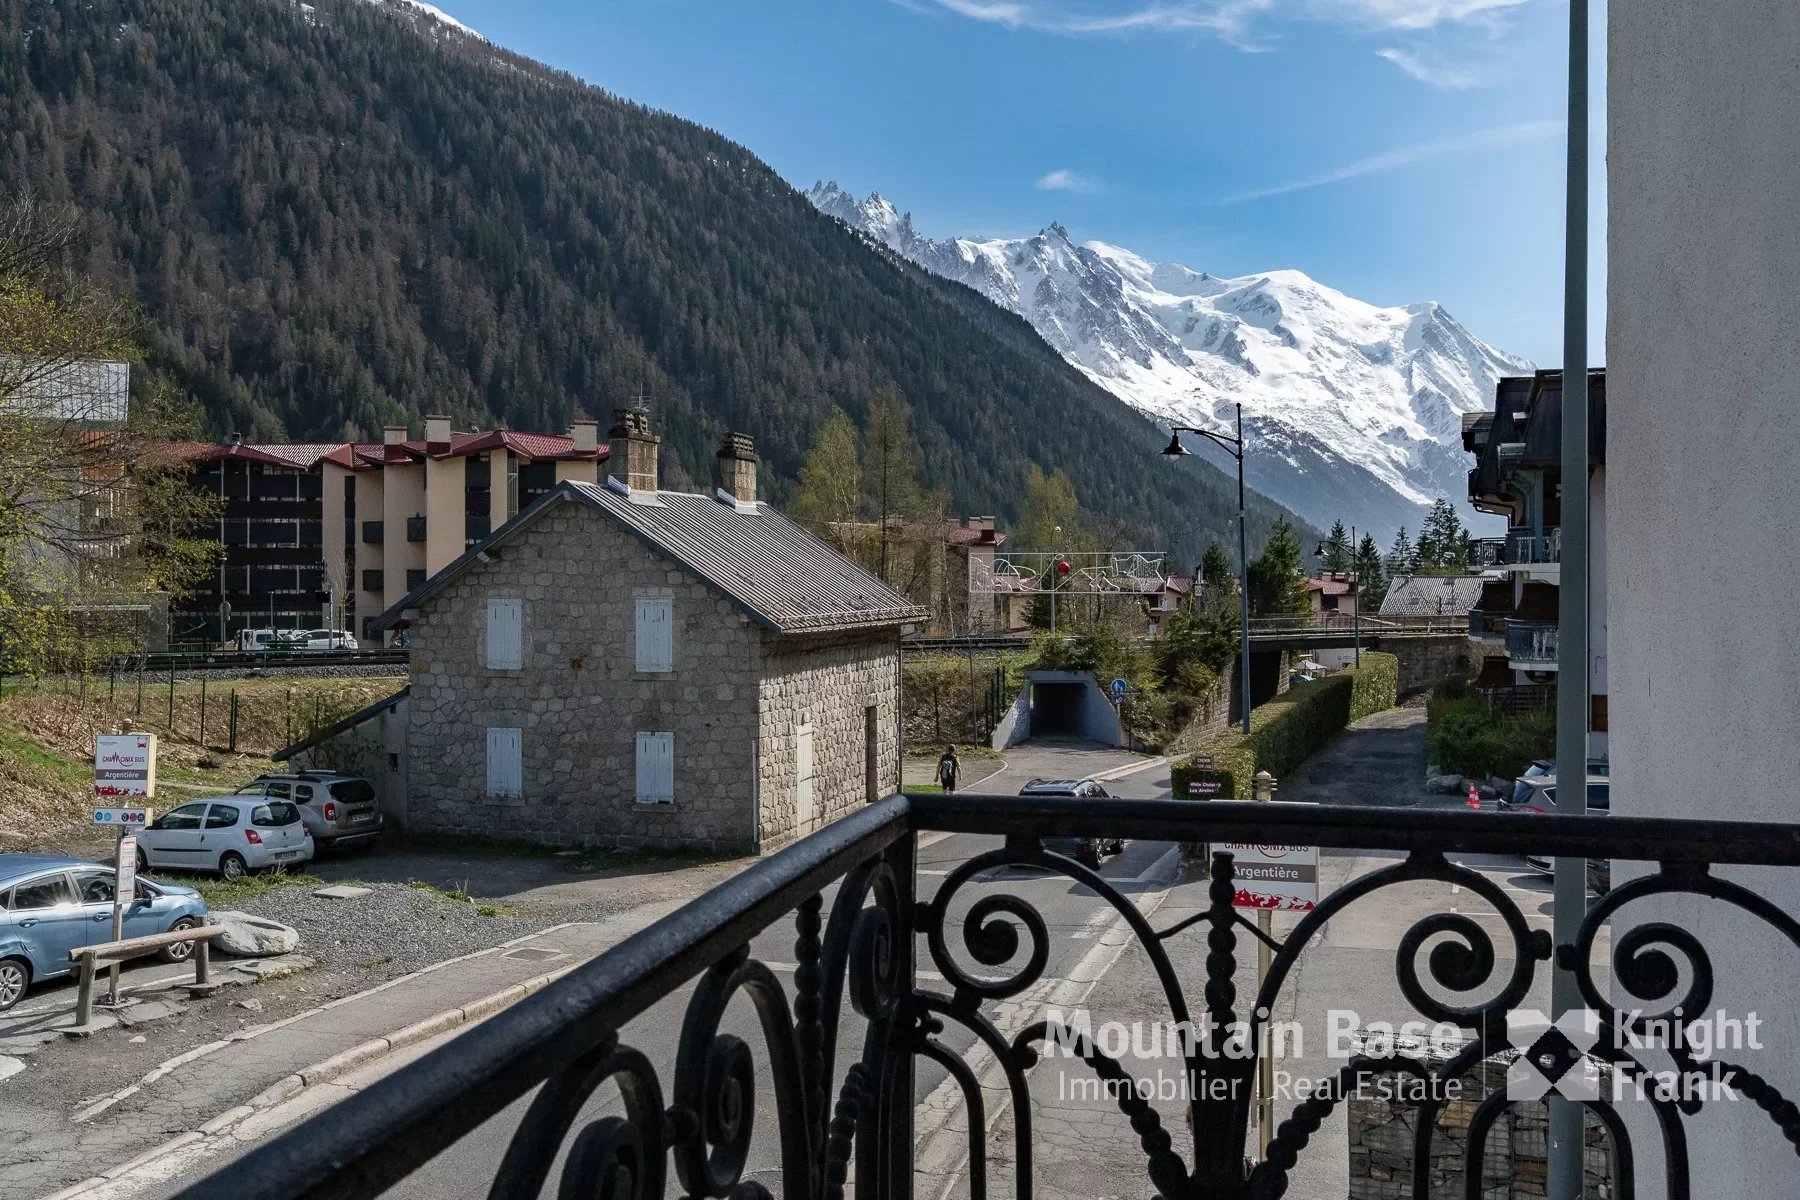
634,594,673,673
486,599,523,669
636,732,674,805
486,727,522,797
795,723,815,832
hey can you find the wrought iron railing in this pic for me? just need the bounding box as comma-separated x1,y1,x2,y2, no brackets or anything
1506,528,1562,565
178,796,1800,1200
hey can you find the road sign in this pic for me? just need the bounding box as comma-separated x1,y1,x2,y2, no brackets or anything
94,733,156,798
93,807,150,827
1191,754,1215,769
1224,842,1319,911
1110,677,1128,700
1188,780,1222,796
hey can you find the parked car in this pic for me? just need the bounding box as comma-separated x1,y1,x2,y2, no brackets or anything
1500,773,1610,872
236,771,384,849
297,629,359,650
228,628,307,652
0,854,208,1012
136,798,313,880
1018,779,1124,867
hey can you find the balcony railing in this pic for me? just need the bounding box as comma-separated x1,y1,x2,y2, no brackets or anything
1507,619,1560,665
1506,528,1561,565
406,515,427,542
179,795,1800,1200
1466,536,1507,568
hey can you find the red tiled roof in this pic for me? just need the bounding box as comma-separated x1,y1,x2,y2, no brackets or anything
942,524,1007,547
162,441,345,470
1304,576,1359,596
324,432,607,469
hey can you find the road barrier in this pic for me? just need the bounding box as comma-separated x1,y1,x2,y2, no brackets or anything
69,925,226,1029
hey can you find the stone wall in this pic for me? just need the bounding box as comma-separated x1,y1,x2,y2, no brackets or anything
1163,670,1234,754
1348,1041,1613,1199
756,631,900,849
405,502,765,852
288,692,411,828
1372,634,1472,697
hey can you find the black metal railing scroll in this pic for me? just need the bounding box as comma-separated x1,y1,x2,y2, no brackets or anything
176,795,1800,1200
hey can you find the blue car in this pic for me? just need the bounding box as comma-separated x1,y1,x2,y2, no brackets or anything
0,854,209,1012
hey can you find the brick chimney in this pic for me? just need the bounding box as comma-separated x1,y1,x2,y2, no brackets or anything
715,432,757,503
964,515,998,544
424,414,452,451
383,424,409,445
569,417,599,455
607,408,660,492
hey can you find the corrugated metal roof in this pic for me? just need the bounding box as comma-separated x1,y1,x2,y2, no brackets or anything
374,481,927,635
1379,574,1485,617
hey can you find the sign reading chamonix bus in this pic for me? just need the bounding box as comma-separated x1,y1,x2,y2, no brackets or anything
1224,842,1319,910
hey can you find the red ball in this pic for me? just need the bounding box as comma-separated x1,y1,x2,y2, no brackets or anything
1056,559,1071,575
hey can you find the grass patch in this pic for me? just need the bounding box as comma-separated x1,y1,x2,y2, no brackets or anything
409,879,472,904
158,868,325,908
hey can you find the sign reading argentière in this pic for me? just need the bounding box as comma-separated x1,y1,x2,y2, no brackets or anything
1223,842,1319,911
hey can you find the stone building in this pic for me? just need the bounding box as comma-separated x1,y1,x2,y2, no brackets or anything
371,411,925,853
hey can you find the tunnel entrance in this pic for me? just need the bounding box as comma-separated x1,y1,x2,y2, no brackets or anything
1029,681,1089,737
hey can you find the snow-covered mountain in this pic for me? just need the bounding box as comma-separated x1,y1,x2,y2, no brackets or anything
807,182,1531,538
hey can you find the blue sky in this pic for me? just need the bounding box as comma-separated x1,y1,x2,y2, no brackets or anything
439,0,1605,365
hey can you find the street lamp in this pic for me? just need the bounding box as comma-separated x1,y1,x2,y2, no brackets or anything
1162,403,1251,735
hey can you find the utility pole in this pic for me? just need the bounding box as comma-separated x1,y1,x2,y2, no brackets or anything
1548,0,1590,1195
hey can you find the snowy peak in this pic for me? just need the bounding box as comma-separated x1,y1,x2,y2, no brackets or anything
805,182,1532,535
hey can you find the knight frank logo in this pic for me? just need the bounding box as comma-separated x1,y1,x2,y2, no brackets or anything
1505,1008,1602,1101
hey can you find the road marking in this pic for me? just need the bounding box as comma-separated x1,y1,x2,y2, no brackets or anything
914,848,1182,1197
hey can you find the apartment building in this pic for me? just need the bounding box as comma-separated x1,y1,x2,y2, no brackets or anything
1462,368,1608,750
321,416,605,640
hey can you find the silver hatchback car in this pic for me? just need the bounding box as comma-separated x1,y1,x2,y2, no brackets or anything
236,771,384,850
137,797,314,879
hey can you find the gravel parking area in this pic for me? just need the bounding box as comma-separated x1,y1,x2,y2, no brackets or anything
238,881,558,979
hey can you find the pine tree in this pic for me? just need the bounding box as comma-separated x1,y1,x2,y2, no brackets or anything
1414,499,1468,574
1355,533,1387,610
1322,520,1352,574
1200,541,1231,590
1388,527,1417,578
1248,517,1309,618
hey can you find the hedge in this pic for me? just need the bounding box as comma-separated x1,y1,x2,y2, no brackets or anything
1169,652,1399,803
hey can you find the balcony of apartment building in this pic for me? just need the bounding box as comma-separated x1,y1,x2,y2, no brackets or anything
185,793,1800,1200
1506,619,1560,669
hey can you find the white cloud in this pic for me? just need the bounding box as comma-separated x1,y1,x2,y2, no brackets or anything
905,0,1528,44
1310,0,1529,32
1036,168,1100,192
1376,46,1482,88
1222,119,1562,203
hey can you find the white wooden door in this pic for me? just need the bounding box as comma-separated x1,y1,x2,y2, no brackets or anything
636,731,674,805
795,723,815,832
486,599,523,669
634,594,673,672
486,727,522,797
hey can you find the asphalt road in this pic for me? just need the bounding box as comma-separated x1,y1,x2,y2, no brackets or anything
147,750,1178,1199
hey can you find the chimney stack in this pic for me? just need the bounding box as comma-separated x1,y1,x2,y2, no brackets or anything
607,408,660,493
569,417,599,455
424,414,452,450
382,424,409,446
715,432,757,503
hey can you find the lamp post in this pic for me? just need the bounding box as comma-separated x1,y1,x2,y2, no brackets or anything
1162,403,1251,735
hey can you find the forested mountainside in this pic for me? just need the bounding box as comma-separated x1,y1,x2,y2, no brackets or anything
0,0,1311,559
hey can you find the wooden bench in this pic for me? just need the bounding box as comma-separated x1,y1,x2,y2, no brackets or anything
68,925,227,1028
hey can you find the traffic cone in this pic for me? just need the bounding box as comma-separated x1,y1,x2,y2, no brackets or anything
1466,781,1481,810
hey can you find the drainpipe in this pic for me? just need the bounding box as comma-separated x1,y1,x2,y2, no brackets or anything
1548,0,1590,1194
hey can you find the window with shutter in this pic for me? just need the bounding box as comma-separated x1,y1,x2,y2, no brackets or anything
795,724,815,832
635,732,674,806
486,598,523,669
634,593,673,673
486,727,522,797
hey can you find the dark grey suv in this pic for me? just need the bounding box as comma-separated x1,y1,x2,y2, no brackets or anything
1017,779,1124,867
237,771,384,850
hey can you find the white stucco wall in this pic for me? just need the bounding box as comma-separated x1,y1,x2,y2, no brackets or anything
1610,3,1800,1190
